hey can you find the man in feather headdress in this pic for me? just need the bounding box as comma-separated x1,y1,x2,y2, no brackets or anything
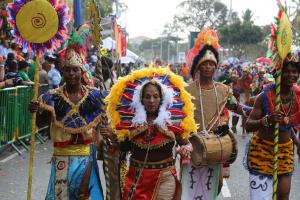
181,28,251,200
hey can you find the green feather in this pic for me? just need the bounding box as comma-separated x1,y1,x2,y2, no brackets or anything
65,32,84,47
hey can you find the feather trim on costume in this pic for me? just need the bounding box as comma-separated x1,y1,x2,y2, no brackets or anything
153,80,174,128
7,0,69,55
131,84,147,125
106,67,197,141
38,85,105,134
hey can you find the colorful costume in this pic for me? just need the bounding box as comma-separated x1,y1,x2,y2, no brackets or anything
182,28,240,200
181,81,236,200
39,85,105,200
106,67,197,200
39,34,105,200
244,84,300,199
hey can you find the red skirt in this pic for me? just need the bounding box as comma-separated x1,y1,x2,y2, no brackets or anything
122,163,179,200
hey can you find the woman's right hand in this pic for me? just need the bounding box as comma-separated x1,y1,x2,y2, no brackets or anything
29,101,40,113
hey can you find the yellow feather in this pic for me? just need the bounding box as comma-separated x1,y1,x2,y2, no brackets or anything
106,67,197,141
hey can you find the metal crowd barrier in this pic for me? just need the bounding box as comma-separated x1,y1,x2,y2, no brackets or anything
0,84,49,153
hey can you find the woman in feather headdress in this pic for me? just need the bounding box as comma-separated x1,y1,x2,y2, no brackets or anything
105,67,197,200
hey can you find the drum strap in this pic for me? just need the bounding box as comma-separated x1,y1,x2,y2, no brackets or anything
198,80,221,134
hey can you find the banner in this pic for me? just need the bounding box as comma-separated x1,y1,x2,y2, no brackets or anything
114,23,126,57
73,0,82,29
121,30,127,57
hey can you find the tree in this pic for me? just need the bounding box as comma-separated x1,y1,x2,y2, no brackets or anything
163,0,228,37
218,9,265,58
99,0,113,17
242,9,254,24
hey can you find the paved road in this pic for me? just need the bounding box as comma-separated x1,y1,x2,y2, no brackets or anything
0,128,300,200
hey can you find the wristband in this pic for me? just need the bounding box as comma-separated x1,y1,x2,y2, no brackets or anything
260,115,269,127
242,104,252,112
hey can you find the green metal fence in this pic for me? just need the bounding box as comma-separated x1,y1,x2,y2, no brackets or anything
0,85,48,151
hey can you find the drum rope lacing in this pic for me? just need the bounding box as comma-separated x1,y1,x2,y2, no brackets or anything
198,80,221,134
198,80,224,164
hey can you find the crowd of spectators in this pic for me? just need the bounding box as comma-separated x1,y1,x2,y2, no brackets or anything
0,38,66,90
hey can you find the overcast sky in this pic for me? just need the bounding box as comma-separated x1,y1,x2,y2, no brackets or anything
120,0,290,39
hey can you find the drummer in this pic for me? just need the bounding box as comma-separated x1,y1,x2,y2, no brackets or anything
181,28,252,200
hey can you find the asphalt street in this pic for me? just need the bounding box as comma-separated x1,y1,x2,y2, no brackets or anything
0,124,300,200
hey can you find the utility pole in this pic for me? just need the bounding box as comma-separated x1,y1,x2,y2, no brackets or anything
115,0,119,17
160,37,163,59
229,0,232,23
152,42,154,61
176,39,179,63
167,38,170,64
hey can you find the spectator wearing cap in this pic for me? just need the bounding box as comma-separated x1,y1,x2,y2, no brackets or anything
18,60,34,85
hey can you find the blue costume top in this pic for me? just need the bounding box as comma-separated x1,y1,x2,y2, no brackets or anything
39,85,105,200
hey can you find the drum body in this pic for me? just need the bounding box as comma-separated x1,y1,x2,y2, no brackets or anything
190,130,237,167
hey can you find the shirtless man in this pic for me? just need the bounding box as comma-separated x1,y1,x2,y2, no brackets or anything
245,55,300,200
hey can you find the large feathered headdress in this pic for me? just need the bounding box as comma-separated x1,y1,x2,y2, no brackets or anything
105,67,197,141
186,28,220,68
60,33,92,85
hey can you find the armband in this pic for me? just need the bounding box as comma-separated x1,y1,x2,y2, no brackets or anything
242,105,252,112
260,115,270,128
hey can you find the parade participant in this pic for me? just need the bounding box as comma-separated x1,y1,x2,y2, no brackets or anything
238,66,252,136
154,57,162,67
239,65,252,104
181,62,189,82
230,69,241,134
253,67,266,95
245,54,300,200
105,67,197,200
29,36,105,200
181,28,250,200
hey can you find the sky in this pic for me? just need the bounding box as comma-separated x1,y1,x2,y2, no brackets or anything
120,0,291,39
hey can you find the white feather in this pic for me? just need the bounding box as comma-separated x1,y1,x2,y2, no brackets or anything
130,79,175,128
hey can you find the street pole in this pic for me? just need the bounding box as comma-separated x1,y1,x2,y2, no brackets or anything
167,39,170,64
176,40,179,63
152,42,154,61
160,37,163,59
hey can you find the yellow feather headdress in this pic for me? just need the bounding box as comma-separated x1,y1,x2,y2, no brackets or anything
105,67,197,141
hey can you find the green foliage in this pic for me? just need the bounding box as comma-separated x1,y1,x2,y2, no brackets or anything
99,0,113,17
219,8,264,44
163,0,228,37
218,9,267,58
242,9,254,24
